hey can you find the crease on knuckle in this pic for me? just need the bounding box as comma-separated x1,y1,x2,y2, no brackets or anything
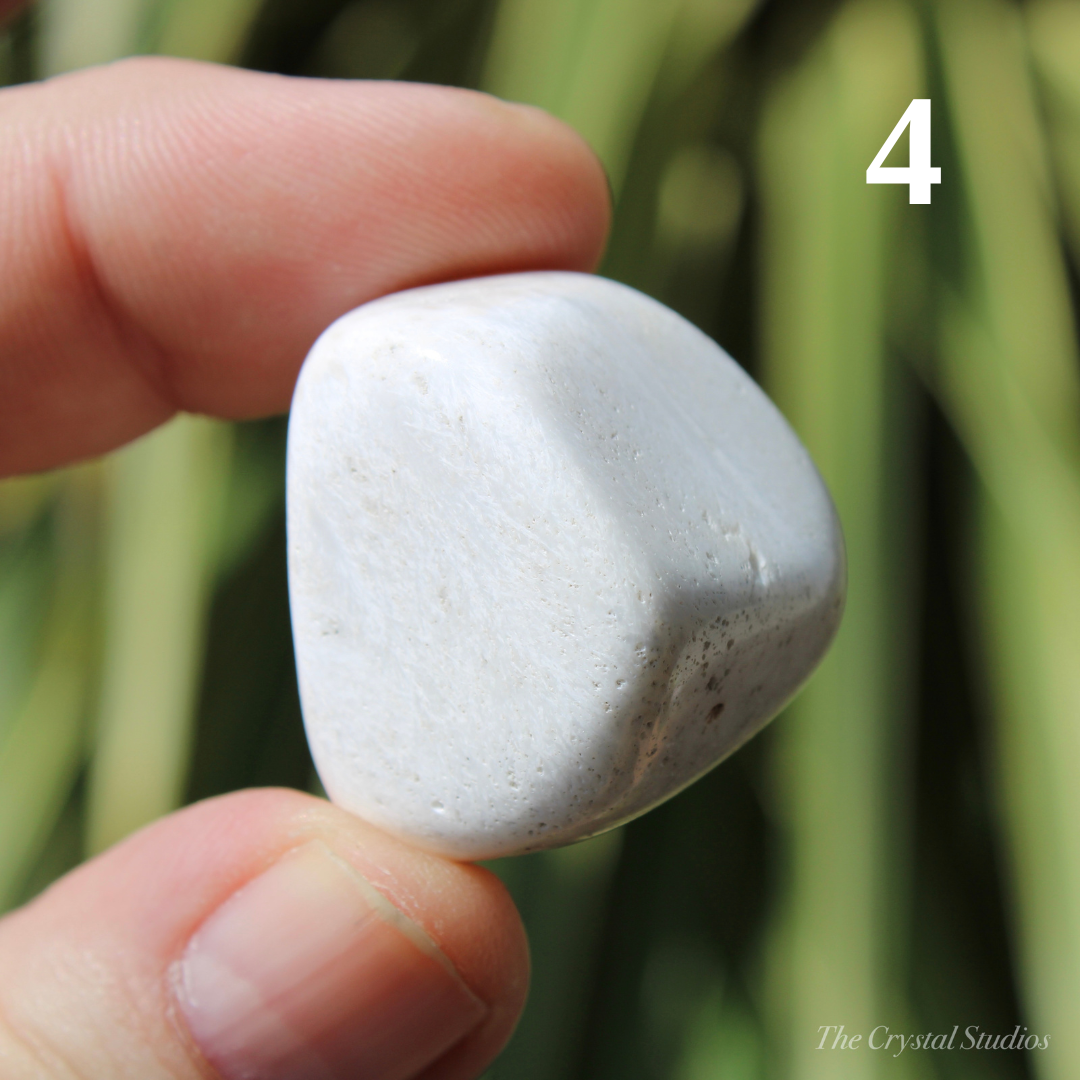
46,145,180,412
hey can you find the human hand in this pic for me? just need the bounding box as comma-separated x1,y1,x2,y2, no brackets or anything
0,56,608,1079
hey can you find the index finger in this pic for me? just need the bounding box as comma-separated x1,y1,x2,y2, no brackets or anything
0,57,609,475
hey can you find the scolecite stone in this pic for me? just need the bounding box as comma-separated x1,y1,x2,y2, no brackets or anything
287,272,844,860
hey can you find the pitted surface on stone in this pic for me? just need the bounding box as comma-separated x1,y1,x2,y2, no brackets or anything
287,272,844,859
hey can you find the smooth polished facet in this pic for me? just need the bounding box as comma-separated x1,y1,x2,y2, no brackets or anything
287,272,844,860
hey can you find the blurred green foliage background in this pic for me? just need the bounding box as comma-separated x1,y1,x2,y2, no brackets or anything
3,0,1080,1077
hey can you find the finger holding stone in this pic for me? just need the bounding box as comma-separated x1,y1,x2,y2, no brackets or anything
0,57,610,476
0,788,528,1080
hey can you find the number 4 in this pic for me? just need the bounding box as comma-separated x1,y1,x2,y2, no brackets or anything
866,98,941,204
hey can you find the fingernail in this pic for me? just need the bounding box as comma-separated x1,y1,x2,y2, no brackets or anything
175,840,487,1080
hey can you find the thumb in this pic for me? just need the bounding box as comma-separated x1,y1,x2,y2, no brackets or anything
0,788,528,1080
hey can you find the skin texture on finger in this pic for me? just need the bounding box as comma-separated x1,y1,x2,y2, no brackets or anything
0,788,529,1080
0,57,610,476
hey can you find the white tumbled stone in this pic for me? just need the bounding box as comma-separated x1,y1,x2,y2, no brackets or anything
286,271,844,860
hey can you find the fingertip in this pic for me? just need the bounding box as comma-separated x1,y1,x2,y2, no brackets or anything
471,93,612,273
175,838,491,1080
1,59,612,473
0,788,529,1080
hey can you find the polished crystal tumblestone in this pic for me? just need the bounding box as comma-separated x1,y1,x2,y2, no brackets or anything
287,272,844,860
